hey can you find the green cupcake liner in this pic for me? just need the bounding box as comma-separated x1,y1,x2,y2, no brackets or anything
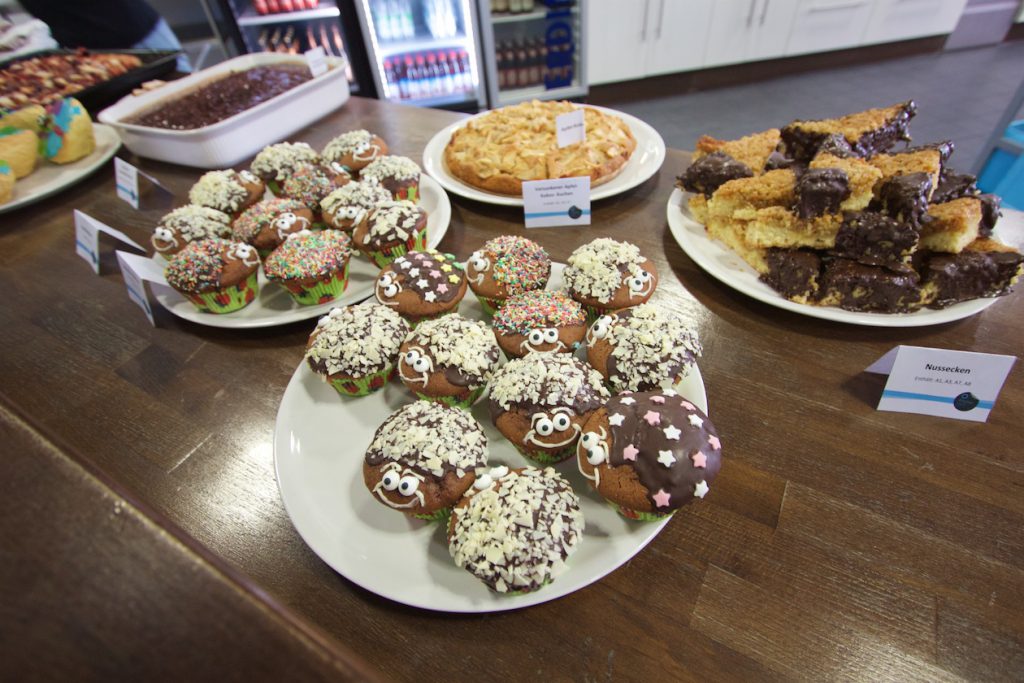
413,385,484,409
328,364,395,397
475,295,504,316
395,184,420,203
267,180,282,195
280,263,350,306
513,441,577,465
367,229,428,268
413,507,451,523
185,272,258,314
582,303,616,322
608,501,673,522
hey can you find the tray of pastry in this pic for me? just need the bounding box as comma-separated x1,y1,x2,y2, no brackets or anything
0,48,180,115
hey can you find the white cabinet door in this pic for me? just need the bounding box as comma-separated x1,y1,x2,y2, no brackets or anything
862,0,969,45
748,0,800,60
785,0,874,56
645,0,715,76
704,0,759,67
587,0,655,84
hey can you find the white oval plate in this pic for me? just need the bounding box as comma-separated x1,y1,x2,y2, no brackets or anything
274,264,707,613
1,124,121,214
150,174,451,329
422,105,666,207
666,187,1008,327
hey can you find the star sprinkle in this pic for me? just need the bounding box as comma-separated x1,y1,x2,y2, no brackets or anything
448,274,460,284
416,278,429,289
408,267,420,277
652,489,671,507
623,444,639,461
619,397,636,405
691,451,707,468
399,260,412,270
663,389,677,396
694,480,709,499
436,283,449,294
663,425,681,440
657,450,676,467
708,435,721,450
424,292,437,303
650,396,666,404
681,401,696,411
688,414,704,428
643,410,661,426
430,269,442,278
608,413,625,427
441,264,453,272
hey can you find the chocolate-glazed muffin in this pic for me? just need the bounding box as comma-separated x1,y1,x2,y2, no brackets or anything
231,197,313,257
488,354,609,464
320,181,393,232
374,249,467,325
363,400,487,522
188,169,264,216
279,165,343,221
397,314,501,408
577,390,722,521
164,238,261,314
448,466,584,594
360,155,421,202
250,142,321,194
491,290,587,358
563,238,658,318
305,304,410,397
466,235,551,314
321,129,388,173
353,200,428,268
585,303,701,393
152,204,232,260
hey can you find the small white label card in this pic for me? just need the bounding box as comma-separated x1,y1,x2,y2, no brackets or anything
116,251,168,327
556,108,585,148
866,345,1016,422
74,210,145,274
305,46,328,77
114,157,139,208
522,176,590,228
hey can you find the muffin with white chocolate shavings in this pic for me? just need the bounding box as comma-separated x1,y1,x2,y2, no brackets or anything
360,155,421,202
585,303,701,393
321,181,393,232
488,354,609,464
563,238,658,318
305,304,409,397
250,142,321,194
322,129,388,173
352,200,428,268
151,205,232,259
364,400,487,521
448,466,584,594
188,170,264,217
397,314,501,408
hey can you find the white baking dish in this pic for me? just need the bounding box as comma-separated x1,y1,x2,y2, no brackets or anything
98,53,351,169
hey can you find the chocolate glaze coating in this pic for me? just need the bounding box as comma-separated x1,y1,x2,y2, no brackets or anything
761,249,822,300
931,170,980,204
795,167,851,219
821,258,921,313
816,133,856,159
781,101,916,162
764,151,806,173
979,194,1001,238
872,172,932,230
832,211,919,270
922,250,1024,308
678,152,753,197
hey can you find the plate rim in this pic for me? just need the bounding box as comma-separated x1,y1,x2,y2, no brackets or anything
666,187,999,328
150,174,452,329
272,263,709,613
422,104,666,207
0,123,122,214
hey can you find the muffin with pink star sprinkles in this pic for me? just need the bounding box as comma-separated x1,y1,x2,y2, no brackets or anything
374,249,467,325
488,354,609,464
448,466,584,594
491,290,587,358
397,313,502,407
363,400,487,522
563,238,658,318
231,197,313,257
165,238,261,314
585,303,701,393
264,229,353,305
306,304,410,397
466,235,551,314
576,389,722,521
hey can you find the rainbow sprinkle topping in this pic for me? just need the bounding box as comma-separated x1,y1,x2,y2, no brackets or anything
282,166,336,208
484,235,550,295
166,237,237,293
232,198,309,242
492,290,586,335
264,230,352,280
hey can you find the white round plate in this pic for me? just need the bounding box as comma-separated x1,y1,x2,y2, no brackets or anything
0,123,121,214
422,105,666,207
666,188,1005,327
150,175,451,329
274,264,707,612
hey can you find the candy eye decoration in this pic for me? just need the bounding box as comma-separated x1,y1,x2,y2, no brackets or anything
552,412,572,431
375,272,402,303
373,465,427,509
528,329,545,346
469,251,490,273
381,470,400,490
543,328,559,344
398,476,420,496
625,269,654,298
577,426,609,486
151,227,178,251
240,170,258,184
524,409,581,449
586,315,614,347
522,327,565,354
228,243,259,267
398,347,433,386
535,415,554,436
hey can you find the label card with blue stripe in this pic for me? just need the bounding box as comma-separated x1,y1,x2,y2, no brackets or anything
115,157,139,209
866,345,1016,422
116,251,168,328
522,176,590,229
74,210,145,274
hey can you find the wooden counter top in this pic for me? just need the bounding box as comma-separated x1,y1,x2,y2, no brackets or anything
2,97,1022,681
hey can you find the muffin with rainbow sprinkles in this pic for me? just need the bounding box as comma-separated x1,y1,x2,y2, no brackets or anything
466,235,551,315
165,238,260,314
264,229,352,305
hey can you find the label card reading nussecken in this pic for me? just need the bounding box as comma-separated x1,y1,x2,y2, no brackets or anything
866,345,1016,422
522,176,591,229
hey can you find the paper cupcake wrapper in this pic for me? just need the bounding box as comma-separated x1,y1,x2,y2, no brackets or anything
609,501,674,522
367,229,427,268
267,180,282,195
413,385,483,410
475,295,504,316
185,273,258,314
582,303,616,322
514,441,577,465
413,507,451,523
328,364,395,397
280,263,350,305
394,183,420,203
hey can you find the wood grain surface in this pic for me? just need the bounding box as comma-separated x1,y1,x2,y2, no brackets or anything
1,97,1022,682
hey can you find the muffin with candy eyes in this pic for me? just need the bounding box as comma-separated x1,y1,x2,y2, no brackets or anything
466,235,551,314
250,141,321,194
165,238,261,314
353,200,429,268
322,129,389,174
363,400,487,522
586,304,701,393
397,313,501,408
488,354,609,464
151,205,233,260
264,229,353,305
279,165,344,223
374,249,467,325
188,169,265,217
576,389,722,521
231,197,313,257
320,181,393,232
491,290,587,358
563,238,658,318
360,155,422,202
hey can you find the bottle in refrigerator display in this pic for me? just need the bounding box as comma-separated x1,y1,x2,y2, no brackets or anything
439,51,455,94
527,39,540,87
415,55,429,95
515,40,529,88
